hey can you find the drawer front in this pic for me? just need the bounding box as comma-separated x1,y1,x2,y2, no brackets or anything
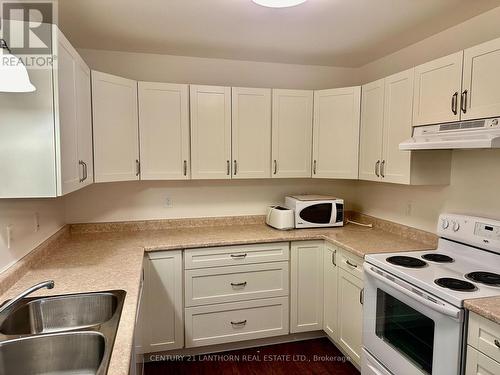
184,242,289,269
468,312,500,363
185,262,289,306
466,346,500,375
185,297,289,347
339,249,363,279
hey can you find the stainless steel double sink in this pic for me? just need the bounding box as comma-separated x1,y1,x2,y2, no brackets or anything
0,290,126,375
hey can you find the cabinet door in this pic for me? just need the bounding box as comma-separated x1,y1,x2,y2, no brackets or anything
462,37,500,120
138,82,190,180
313,87,361,179
190,85,232,179
338,268,363,366
232,87,272,179
55,35,80,195
75,59,93,188
142,251,184,353
359,79,384,182
466,346,500,375
92,71,139,182
290,241,324,333
272,89,313,178
413,52,463,126
381,69,414,184
323,244,338,341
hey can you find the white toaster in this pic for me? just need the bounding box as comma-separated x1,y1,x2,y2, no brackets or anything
265,206,295,230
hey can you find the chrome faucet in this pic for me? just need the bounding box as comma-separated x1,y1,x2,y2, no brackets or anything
0,280,55,314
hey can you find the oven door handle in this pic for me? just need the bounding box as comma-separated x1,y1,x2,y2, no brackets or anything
364,264,461,319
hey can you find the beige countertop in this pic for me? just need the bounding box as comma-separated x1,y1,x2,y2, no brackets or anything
0,221,439,375
465,297,500,325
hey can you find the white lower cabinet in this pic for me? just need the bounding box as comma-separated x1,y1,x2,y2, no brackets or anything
290,241,324,333
466,346,500,375
185,297,289,347
337,250,364,366
141,251,184,353
466,312,500,374
323,244,339,341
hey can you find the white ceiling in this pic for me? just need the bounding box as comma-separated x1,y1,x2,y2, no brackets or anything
58,0,500,67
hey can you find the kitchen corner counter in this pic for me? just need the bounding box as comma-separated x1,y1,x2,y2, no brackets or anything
465,297,500,325
0,218,437,375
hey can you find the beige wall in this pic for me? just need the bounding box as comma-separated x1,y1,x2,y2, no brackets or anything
0,199,65,273
78,49,357,90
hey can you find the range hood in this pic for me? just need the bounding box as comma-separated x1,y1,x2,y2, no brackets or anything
400,117,500,150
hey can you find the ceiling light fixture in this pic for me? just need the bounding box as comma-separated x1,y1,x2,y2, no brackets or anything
252,0,308,8
0,39,36,93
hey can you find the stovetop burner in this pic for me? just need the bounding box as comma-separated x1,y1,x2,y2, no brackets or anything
435,278,477,292
465,272,500,287
386,256,427,268
421,253,454,263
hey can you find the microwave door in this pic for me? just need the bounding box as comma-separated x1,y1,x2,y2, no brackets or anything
299,203,332,225
363,265,463,375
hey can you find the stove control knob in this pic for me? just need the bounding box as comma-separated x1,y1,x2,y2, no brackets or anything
452,221,460,232
441,219,450,230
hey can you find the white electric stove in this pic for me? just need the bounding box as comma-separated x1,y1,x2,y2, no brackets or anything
362,214,500,375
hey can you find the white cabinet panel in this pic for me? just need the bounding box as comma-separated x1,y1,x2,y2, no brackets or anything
272,89,313,178
413,52,463,126
338,268,363,366
190,85,232,179
290,241,324,333
138,82,190,180
359,79,385,182
232,87,272,179
323,244,339,341
466,346,500,375
468,312,500,364
313,87,361,179
92,71,139,182
141,251,184,353
462,37,500,120
381,69,414,184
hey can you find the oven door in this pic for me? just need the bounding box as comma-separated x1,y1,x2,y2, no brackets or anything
363,264,464,375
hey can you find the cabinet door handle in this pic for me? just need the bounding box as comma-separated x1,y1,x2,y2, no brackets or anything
183,160,187,176
226,160,230,176
230,253,247,259
346,259,358,269
461,90,468,114
332,250,337,266
136,159,141,177
451,92,458,115
230,282,247,287
313,160,317,175
494,339,500,348
273,160,278,175
78,160,85,182
375,160,380,177
360,288,364,305
230,320,247,327
234,160,238,176
380,160,386,178
82,161,88,181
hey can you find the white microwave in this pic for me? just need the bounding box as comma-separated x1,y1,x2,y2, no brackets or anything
284,195,344,229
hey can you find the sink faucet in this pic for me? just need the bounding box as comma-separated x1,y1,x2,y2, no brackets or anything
0,280,55,314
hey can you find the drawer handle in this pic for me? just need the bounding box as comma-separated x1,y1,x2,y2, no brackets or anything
230,253,247,259
495,339,500,349
231,320,247,327
230,282,247,287
346,260,358,269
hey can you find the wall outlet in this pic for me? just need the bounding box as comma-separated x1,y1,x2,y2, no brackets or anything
405,202,413,217
34,212,40,232
164,196,173,208
6,225,13,249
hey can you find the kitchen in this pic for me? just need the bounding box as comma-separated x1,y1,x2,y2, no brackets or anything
1,0,500,374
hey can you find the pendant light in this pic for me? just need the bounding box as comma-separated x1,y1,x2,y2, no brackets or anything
252,0,308,8
0,39,36,93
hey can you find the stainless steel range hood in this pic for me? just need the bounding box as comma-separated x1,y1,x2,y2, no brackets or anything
400,117,500,150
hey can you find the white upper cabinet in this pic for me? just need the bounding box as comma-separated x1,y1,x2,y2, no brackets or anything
190,85,232,179
138,82,190,180
0,25,92,198
462,37,500,120
312,87,361,179
413,52,463,126
381,69,414,184
272,89,313,178
231,87,272,179
92,71,140,183
359,79,385,182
